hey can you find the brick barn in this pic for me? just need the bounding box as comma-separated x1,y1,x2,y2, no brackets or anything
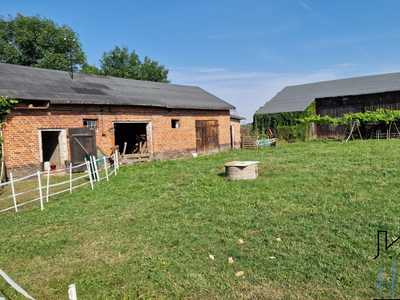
0,63,241,178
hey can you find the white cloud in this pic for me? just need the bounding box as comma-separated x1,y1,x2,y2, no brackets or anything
169,65,357,123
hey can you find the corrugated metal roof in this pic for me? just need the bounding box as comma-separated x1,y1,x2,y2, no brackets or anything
257,72,400,114
0,63,235,110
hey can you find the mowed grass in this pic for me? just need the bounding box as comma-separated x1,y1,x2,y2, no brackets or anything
1,140,400,299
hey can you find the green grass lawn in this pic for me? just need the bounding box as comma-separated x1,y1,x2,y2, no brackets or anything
1,140,400,299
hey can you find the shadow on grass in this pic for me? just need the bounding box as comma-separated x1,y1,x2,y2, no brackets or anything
0,288,11,300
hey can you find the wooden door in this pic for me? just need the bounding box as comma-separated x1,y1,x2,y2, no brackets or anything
195,120,219,154
69,128,97,172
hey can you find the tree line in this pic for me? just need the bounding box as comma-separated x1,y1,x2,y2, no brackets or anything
0,13,170,83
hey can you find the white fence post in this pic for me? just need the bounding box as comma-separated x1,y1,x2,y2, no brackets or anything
93,156,100,182
68,284,77,300
46,169,50,203
114,153,117,176
103,156,109,181
38,171,43,211
85,158,94,190
10,173,18,212
69,163,72,194
0,161,4,184
89,156,96,182
1,157,116,214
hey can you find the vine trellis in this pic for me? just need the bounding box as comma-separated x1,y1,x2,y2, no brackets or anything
299,109,400,141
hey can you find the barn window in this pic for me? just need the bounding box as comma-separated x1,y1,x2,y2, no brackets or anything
171,119,180,128
26,100,49,108
83,119,97,129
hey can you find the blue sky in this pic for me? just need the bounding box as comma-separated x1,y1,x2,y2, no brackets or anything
3,1,400,122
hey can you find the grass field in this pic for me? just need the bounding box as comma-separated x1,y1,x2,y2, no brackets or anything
1,139,400,299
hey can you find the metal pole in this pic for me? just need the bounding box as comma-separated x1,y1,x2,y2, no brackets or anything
69,50,73,79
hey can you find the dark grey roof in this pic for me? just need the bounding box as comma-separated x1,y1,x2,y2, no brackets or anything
230,115,246,120
0,63,235,110
229,108,246,120
257,72,400,114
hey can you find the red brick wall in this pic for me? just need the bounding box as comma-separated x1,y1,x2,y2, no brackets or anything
2,103,235,177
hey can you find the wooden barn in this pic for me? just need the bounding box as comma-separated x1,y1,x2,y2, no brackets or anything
0,63,242,178
257,72,400,139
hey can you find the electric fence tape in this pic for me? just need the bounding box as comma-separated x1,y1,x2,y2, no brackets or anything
0,269,35,300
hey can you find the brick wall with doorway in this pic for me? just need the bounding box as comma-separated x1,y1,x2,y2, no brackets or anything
2,102,233,178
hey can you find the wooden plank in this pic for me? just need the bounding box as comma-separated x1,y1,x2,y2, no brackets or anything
121,158,149,165
122,154,150,159
122,142,127,156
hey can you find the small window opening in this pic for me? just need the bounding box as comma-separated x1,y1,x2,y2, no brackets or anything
83,119,97,129
172,119,180,128
28,100,49,108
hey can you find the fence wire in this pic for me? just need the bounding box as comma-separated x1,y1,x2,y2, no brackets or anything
0,154,119,213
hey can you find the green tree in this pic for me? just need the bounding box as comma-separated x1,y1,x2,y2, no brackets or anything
83,45,170,83
100,46,141,79
140,56,170,83
80,62,102,75
0,13,86,72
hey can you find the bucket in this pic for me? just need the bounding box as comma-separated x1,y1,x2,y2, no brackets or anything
44,161,50,171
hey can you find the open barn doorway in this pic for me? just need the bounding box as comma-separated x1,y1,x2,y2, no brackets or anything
114,122,148,155
42,131,60,169
39,129,68,171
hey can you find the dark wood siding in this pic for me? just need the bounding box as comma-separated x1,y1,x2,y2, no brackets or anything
69,128,97,172
315,91,400,138
195,120,219,154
